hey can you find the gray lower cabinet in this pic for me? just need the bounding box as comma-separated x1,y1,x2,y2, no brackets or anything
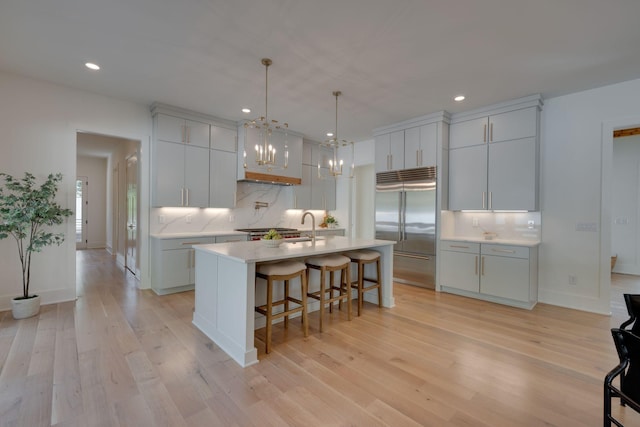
439,240,538,309
151,234,247,294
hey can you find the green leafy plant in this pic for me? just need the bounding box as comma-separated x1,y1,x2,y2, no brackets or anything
0,172,73,299
325,214,337,225
262,229,282,240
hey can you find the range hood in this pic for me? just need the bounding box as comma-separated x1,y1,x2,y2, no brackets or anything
239,171,301,186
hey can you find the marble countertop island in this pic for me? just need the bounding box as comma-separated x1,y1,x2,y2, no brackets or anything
192,236,395,367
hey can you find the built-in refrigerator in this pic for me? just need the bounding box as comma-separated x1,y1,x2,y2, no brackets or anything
375,167,436,288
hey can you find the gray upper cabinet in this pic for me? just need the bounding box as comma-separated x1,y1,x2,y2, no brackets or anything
448,95,542,211
151,103,238,208
404,123,438,168
294,141,336,210
375,131,404,172
156,113,210,149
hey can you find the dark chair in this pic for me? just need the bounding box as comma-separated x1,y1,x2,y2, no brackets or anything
620,294,640,333
604,328,640,426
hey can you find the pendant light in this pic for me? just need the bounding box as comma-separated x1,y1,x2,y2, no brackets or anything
318,91,354,179
243,58,289,170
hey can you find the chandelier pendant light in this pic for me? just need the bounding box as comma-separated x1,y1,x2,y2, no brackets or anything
318,91,354,179
244,58,288,170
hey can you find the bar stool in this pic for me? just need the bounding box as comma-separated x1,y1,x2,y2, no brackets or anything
305,254,352,332
255,260,308,354
345,250,382,316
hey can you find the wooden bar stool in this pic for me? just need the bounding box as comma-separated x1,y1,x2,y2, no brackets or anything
305,254,352,332
345,250,382,316
255,260,308,354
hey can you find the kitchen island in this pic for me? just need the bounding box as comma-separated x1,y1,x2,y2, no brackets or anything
193,236,395,367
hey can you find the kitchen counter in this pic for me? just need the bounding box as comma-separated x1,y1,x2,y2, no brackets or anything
441,237,540,247
150,230,248,239
192,236,395,367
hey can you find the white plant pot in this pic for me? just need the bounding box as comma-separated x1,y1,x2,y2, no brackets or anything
12,295,41,319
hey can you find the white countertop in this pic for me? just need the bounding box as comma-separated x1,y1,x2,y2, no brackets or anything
150,230,248,239
194,236,395,263
441,237,540,247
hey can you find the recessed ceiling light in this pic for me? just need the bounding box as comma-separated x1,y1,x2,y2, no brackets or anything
326,132,334,137
85,62,100,71
241,108,251,113
454,95,465,102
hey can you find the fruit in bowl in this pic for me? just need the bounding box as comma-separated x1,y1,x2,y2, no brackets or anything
261,229,283,247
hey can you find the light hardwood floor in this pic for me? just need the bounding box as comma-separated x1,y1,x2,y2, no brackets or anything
0,249,639,426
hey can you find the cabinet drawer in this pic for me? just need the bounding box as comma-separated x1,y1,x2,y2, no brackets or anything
158,237,215,250
215,234,247,243
441,241,480,253
481,244,529,259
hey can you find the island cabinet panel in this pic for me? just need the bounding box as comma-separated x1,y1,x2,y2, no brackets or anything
448,96,541,211
439,240,538,309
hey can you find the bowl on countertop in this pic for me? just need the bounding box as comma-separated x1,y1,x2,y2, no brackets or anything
261,238,283,248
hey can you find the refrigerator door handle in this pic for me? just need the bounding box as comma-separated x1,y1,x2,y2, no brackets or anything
401,191,407,241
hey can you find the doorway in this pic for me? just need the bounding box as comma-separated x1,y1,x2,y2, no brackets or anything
76,176,88,249
125,154,138,275
76,132,141,275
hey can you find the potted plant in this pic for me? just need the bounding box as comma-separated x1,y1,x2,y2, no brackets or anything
324,214,338,229
0,172,73,319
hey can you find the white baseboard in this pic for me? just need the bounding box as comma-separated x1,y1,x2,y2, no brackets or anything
0,288,76,313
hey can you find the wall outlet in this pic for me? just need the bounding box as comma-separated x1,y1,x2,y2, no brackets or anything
568,274,577,285
528,220,534,229
185,215,192,224
158,215,165,224
472,218,479,227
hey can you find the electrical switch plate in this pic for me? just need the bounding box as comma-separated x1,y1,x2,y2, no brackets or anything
472,218,479,227
185,215,192,224
158,215,165,224
527,220,534,229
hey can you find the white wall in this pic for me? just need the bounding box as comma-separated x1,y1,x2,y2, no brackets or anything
611,134,640,275
0,70,151,311
76,156,107,248
540,78,640,314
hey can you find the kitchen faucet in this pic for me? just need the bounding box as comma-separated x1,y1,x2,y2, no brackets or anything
301,211,316,242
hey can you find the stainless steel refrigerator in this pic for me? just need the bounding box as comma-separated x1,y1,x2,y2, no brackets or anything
375,167,436,288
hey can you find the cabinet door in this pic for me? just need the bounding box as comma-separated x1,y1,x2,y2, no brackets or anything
323,175,336,211
184,119,210,148
448,145,488,210
440,250,479,292
209,149,237,208
156,114,187,144
488,137,537,210
293,164,312,209
184,145,210,207
374,133,391,172
389,130,405,170
450,117,488,149
210,125,237,152
160,249,192,289
153,140,185,207
480,254,530,302
489,107,537,143
404,127,421,168
419,123,438,167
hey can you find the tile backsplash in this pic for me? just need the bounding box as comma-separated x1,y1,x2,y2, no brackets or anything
441,211,541,241
150,182,326,235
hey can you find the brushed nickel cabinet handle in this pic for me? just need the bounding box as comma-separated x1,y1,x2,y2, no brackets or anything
451,245,470,249
484,124,487,142
181,188,185,206
491,248,516,254
475,256,478,275
490,122,493,141
481,256,485,275
489,191,492,210
186,188,190,206
482,192,486,209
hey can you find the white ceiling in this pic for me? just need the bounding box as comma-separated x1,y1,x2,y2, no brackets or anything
2,0,640,142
